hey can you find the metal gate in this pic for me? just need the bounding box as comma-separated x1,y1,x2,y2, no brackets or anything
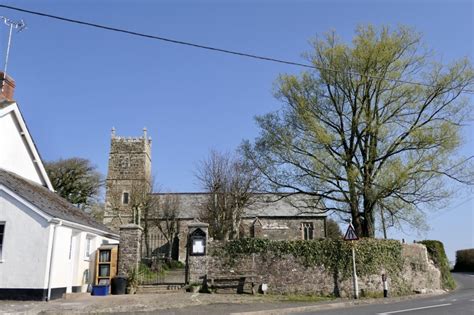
139,233,185,285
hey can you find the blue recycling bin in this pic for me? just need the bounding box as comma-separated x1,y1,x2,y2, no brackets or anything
91,285,109,296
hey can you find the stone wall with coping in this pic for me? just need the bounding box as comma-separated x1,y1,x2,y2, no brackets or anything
193,242,441,297
118,224,143,275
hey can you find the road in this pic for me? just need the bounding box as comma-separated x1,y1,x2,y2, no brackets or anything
291,273,474,315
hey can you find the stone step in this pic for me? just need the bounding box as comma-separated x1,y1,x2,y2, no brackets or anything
137,284,185,294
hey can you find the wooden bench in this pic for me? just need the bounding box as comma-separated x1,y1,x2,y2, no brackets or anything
204,274,258,294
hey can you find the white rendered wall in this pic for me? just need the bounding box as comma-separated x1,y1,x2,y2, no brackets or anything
48,227,118,292
48,225,73,290
0,190,50,288
0,110,44,185
70,233,118,292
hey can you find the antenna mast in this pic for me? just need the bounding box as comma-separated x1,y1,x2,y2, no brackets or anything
0,16,26,92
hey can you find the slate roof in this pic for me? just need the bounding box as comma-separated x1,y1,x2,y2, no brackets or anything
150,192,326,219
0,168,116,235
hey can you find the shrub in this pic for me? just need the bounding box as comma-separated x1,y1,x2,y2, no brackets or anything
167,260,185,269
418,240,456,290
453,248,474,272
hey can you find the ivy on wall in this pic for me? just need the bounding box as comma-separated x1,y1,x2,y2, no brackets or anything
418,240,456,290
215,238,403,280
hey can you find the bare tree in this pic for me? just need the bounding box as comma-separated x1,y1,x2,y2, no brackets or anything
196,150,261,240
105,179,156,255
105,183,128,227
153,194,181,261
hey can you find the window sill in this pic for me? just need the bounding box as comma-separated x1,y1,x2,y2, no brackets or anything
0,260,4,263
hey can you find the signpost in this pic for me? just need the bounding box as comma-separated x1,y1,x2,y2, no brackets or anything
344,221,359,299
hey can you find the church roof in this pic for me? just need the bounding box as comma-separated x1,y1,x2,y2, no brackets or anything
150,192,326,219
0,168,117,236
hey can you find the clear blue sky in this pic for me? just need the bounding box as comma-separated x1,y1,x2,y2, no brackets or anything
1,0,472,261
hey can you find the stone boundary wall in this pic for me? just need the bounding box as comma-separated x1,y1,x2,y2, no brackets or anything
118,224,143,276
198,242,441,297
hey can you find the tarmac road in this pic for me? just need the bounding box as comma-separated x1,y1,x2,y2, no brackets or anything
290,272,474,315
112,273,473,315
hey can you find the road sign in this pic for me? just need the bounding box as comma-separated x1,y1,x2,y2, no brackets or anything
344,224,359,241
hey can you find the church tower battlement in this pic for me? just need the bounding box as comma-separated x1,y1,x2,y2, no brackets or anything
104,127,152,229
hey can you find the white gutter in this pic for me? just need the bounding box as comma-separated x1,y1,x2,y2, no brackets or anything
46,218,61,301
60,220,119,240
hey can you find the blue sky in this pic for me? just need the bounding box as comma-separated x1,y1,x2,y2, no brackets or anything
1,0,472,261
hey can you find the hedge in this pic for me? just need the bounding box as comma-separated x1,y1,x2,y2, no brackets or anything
418,240,456,290
453,248,474,272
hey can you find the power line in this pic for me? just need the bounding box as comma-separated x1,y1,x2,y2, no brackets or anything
1,4,474,94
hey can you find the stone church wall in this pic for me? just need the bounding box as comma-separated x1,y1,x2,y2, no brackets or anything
240,217,325,240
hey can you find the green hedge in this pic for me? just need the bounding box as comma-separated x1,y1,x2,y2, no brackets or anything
454,248,474,272
216,238,403,280
419,240,456,290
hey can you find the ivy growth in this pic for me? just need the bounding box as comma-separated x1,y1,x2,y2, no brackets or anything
215,238,403,279
418,240,456,290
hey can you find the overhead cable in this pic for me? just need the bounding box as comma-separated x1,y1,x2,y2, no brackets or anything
0,4,473,94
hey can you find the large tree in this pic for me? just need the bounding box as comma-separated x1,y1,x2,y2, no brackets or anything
196,150,261,240
243,26,474,238
45,157,102,210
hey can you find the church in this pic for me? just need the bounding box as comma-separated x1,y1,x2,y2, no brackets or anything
103,129,327,261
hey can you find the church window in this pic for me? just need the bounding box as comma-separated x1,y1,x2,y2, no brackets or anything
302,222,314,240
0,223,4,260
122,192,129,205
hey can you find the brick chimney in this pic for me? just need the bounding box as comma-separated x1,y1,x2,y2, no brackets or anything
0,72,15,101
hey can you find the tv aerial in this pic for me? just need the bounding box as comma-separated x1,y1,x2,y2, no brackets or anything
0,16,26,91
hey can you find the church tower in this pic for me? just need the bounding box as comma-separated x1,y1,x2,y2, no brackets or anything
103,128,152,229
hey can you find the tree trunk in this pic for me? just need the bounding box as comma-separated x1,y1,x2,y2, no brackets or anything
167,234,173,263
381,208,387,239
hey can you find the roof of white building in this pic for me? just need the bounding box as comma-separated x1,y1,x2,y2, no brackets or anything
0,168,116,235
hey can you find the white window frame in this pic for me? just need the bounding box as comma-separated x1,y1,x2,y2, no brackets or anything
68,234,74,260
302,222,314,240
85,235,95,260
0,222,5,262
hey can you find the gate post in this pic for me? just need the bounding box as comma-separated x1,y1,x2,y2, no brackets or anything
118,224,143,275
186,220,209,284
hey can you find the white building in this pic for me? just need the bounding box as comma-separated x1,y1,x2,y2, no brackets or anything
0,73,119,300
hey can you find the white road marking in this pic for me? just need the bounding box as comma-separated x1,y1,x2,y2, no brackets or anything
376,303,452,314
